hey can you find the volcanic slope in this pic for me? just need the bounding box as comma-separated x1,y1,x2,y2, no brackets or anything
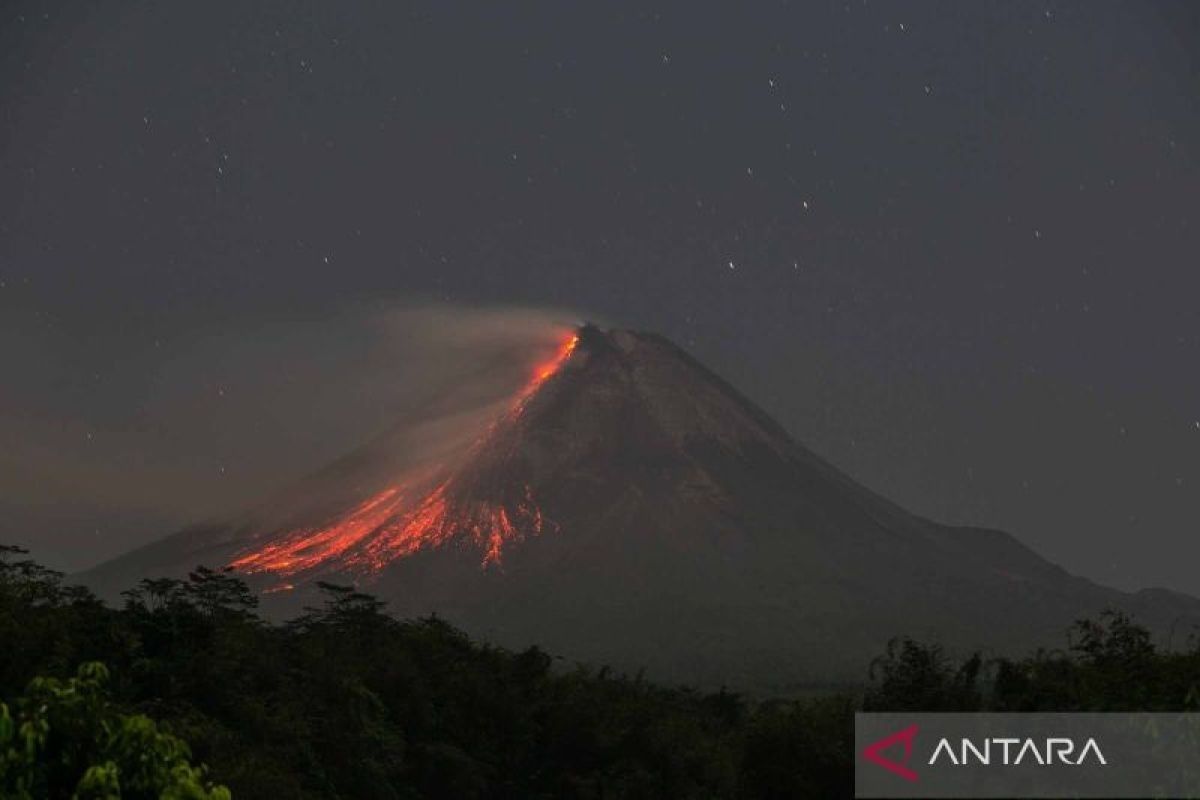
80,325,1200,686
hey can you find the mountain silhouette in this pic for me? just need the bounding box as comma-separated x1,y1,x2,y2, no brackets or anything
80,324,1200,687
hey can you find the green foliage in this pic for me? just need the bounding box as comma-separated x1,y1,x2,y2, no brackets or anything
0,662,228,799
3,545,1199,798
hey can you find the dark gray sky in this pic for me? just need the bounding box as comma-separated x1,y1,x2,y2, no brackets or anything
1,2,1198,594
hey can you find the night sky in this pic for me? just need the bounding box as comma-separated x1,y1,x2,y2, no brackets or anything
2,2,1198,596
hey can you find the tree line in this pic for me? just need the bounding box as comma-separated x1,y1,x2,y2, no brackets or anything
2,544,1199,798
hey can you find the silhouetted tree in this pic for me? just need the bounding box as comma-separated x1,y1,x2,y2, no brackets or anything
3,543,1198,799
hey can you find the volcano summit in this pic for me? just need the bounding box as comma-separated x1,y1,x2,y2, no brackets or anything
81,325,1200,686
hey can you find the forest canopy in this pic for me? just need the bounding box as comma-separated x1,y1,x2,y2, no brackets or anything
2,545,1199,799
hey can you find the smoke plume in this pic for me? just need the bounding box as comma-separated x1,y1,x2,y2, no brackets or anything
0,303,584,571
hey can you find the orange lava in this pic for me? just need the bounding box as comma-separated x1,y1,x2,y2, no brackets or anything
512,333,577,411
229,329,578,579
533,334,578,382
348,481,546,571
229,487,406,576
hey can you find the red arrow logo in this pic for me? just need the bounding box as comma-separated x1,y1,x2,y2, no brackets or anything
862,724,919,782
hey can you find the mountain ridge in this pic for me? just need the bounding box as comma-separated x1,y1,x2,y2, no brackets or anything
78,324,1200,687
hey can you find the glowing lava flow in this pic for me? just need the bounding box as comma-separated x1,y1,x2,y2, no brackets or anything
512,332,578,411
347,481,548,572
229,487,407,576
229,331,578,579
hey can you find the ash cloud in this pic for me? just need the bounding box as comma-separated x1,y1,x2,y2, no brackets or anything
0,304,584,572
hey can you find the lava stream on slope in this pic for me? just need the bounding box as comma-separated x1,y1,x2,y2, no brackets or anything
229,332,578,579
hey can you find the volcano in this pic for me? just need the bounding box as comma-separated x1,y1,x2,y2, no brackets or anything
80,324,1200,687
